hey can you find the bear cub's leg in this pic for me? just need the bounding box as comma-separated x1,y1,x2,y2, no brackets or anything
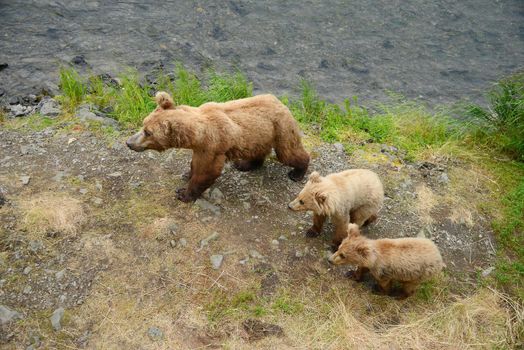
234,158,265,172
346,266,369,282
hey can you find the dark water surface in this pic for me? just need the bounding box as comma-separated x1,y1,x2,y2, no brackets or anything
1,0,523,105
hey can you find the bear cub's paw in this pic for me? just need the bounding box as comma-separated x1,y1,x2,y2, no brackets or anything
176,188,195,203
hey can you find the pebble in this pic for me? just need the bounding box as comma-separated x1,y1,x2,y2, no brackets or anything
295,250,304,258
0,305,22,325
271,239,279,246
50,307,65,331
199,231,219,250
108,171,122,177
170,240,176,248
210,254,224,269
147,326,163,341
20,175,31,185
178,238,188,247
23,266,32,275
28,240,43,253
482,266,495,277
249,250,263,259
209,188,224,204
79,188,88,195
195,199,221,216
55,269,65,281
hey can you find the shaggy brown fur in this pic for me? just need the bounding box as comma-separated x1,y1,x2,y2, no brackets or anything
126,91,310,202
329,224,445,298
288,169,384,246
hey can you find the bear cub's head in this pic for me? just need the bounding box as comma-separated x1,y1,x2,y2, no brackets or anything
126,91,177,152
328,224,374,266
288,171,333,215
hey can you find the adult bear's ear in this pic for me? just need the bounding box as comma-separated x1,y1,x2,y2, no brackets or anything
309,171,322,183
155,91,175,110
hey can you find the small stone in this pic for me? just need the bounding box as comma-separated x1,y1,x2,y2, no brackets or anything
249,250,263,259
178,238,188,247
92,197,103,205
50,307,65,331
8,96,19,104
20,175,30,185
168,222,178,235
438,172,450,184
209,188,224,204
199,231,219,250
416,229,426,238
333,143,345,153
23,266,32,275
278,235,287,241
195,199,221,216
29,240,43,253
242,202,251,210
147,326,163,341
295,250,303,258
271,239,279,246
23,285,32,294
79,188,88,195
55,269,65,281
170,240,176,248
71,55,88,66
482,266,495,278
108,171,122,177
10,104,32,117
0,305,22,325
239,257,249,265
210,254,224,269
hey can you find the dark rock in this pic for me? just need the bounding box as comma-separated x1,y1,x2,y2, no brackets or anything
8,96,19,105
243,319,283,341
0,88,5,97
211,25,226,41
0,63,8,71
71,55,88,66
347,65,370,74
319,59,330,69
256,62,276,71
382,39,394,49
261,47,276,56
229,1,248,16
98,73,120,88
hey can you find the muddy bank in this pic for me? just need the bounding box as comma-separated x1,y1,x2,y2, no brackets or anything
0,0,523,106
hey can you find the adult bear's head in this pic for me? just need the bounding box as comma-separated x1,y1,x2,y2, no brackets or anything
126,91,193,152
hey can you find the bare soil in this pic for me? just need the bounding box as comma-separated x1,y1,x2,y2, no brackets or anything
0,122,497,348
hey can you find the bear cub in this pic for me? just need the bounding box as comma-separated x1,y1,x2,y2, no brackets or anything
288,169,384,247
329,224,445,298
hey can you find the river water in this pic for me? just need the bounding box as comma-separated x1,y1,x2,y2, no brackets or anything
0,0,523,105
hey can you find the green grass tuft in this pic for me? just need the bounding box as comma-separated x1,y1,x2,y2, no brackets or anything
58,67,87,111
464,72,524,161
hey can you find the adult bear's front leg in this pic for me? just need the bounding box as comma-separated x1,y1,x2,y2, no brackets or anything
177,153,225,202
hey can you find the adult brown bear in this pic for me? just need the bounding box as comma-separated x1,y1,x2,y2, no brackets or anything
126,91,310,202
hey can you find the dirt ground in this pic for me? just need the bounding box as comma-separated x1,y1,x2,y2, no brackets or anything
0,119,508,349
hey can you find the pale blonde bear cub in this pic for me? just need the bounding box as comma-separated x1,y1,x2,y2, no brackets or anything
329,224,445,298
288,169,384,247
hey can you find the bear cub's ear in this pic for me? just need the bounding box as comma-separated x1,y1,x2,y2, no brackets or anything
309,171,322,183
155,91,175,110
347,223,361,238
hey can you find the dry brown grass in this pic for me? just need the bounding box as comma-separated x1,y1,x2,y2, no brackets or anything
20,193,85,237
415,184,437,225
280,287,522,350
